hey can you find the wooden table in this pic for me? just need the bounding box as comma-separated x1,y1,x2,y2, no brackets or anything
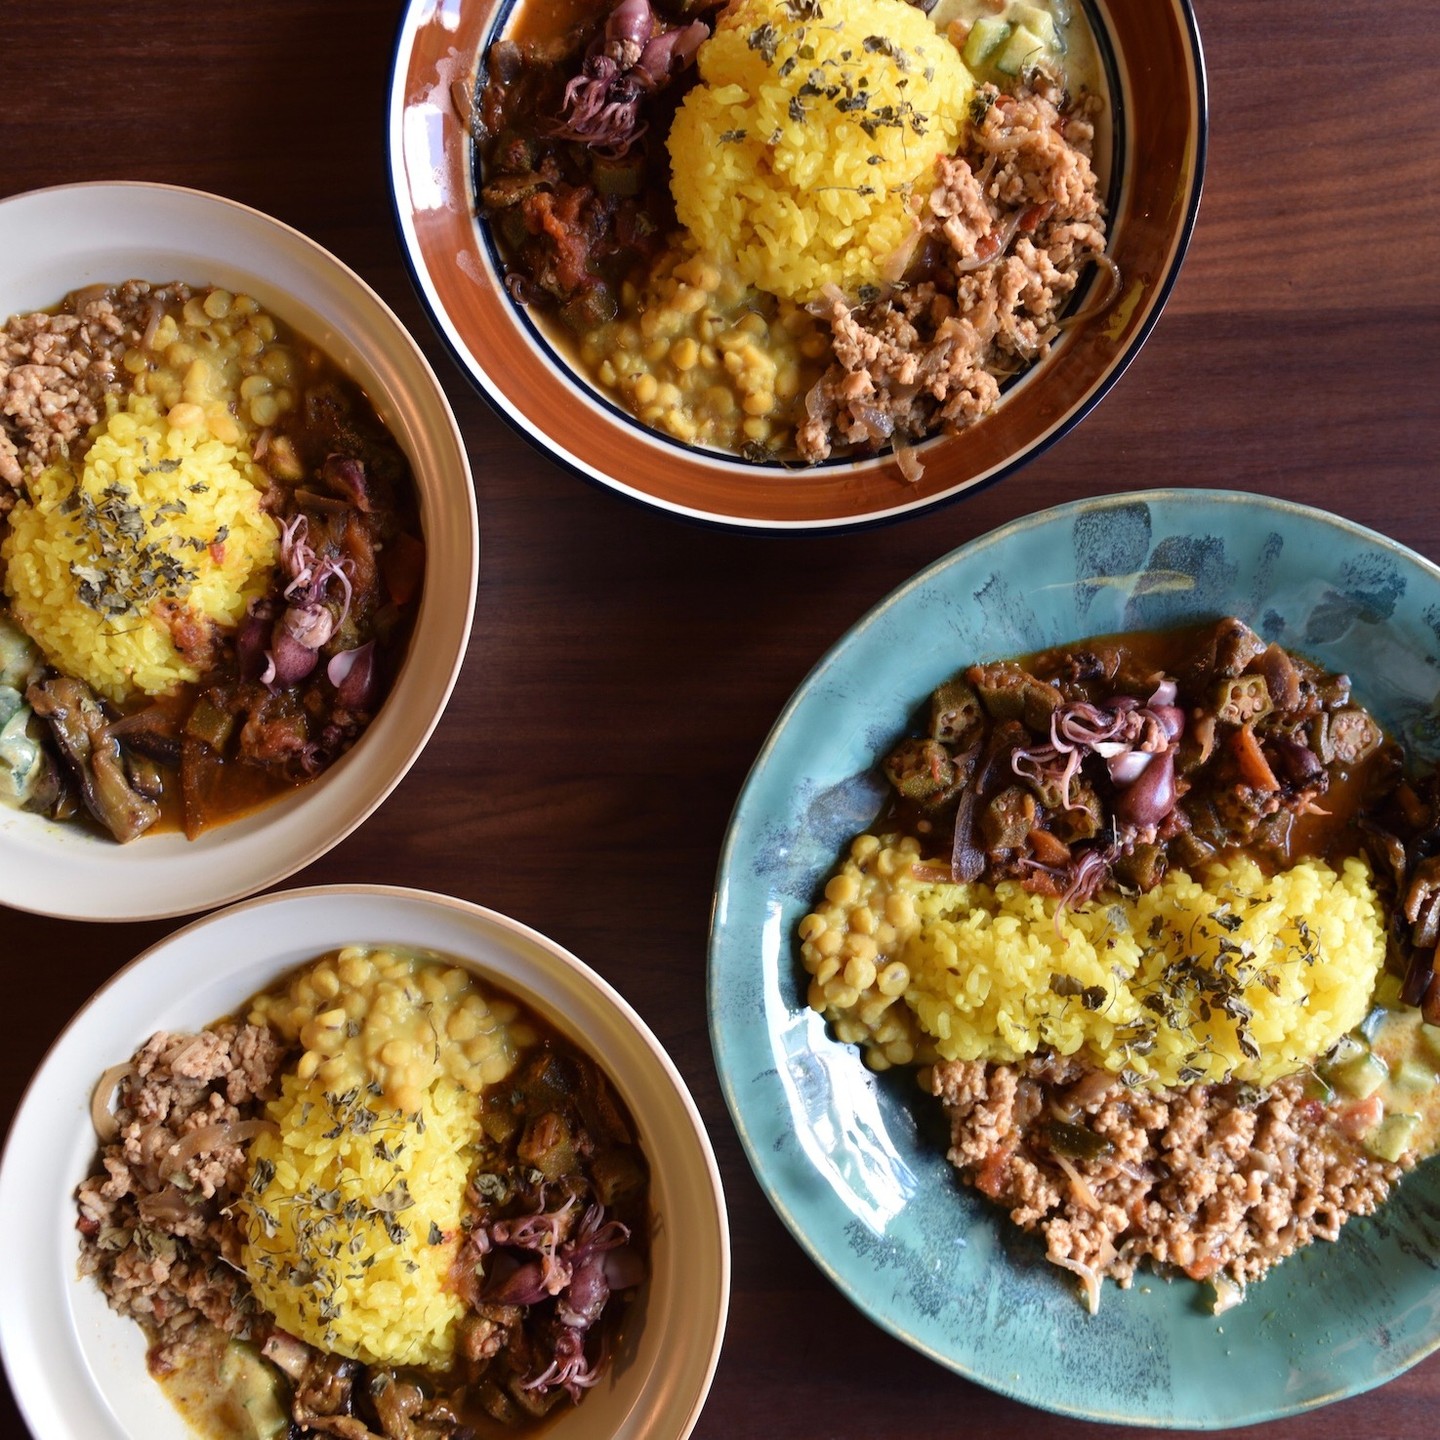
1,2,1437,1436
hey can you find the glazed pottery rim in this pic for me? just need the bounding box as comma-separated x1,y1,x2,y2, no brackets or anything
707,487,1440,1427
384,0,1209,533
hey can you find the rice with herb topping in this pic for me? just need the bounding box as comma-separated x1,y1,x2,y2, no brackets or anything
667,0,975,303
239,1072,477,1369
803,837,1385,1089
904,854,1385,1088
1,392,279,703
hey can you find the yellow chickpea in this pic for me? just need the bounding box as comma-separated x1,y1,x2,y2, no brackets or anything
844,955,877,992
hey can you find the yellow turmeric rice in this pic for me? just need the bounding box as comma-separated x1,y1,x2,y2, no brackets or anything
240,1073,477,1369
1,393,278,703
801,837,1385,1088
667,0,975,302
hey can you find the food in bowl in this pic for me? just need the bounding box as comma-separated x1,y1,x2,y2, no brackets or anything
75,945,649,1437
798,617,1440,1311
0,280,424,843
468,0,1114,475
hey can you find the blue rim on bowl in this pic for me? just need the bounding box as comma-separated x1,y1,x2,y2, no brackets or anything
385,0,1208,531
708,489,1440,1427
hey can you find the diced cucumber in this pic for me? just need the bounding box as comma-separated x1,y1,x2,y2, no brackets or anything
962,16,1012,70
1009,3,1063,51
0,701,43,808
1366,1112,1420,1163
1395,1057,1437,1093
1329,1049,1388,1100
1372,971,1405,1009
1302,1070,1335,1104
1420,1022,1440,1065
1359,1004,1389,1041
993,24,1052,76
1325,1032,1367,1068
219,1343,287,1440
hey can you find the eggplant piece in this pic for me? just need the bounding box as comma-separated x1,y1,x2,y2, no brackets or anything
106,707,183,767
1203,617,1267,679
1046,1119,1114,1163
26,677,160,843
1256,644,1303,715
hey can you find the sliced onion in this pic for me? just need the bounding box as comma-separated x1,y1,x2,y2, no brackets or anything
1055,252,1123,331
1052,1151,1102,1212
137,1185,195,1225
878,221,922,284
954,208,1024,273
892,430,924,484
1107,750,1152,785
91,1062,136,1143
1050,1254,1102,1315
164,1118,277,1171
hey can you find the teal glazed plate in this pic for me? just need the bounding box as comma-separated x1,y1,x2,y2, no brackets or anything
707,489,1440,1428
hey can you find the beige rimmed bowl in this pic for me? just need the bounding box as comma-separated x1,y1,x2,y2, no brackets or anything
0,885,731,1440
0,182,478,920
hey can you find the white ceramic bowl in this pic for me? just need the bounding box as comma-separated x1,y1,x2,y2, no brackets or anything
0,182,478,920
0,885,730,1440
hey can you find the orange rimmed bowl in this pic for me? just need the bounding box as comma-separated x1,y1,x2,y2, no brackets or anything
386,0,1205,531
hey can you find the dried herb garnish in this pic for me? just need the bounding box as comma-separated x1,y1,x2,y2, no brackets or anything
243,1086,437,1348
61,476,207,618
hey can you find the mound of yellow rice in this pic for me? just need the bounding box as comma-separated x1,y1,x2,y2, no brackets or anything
1,393,278,703
240,1073,477,1369
903,854,1384,1088
667,0,975,302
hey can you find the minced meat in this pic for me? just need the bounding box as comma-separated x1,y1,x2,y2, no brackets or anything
0,280,182,503
797,79,1111,471
929,1054,1407,1310
74,1022,285,1346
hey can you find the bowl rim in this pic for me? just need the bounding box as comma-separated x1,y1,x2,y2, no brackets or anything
0,882,732,1440
707,487,1440,1426
0,180,480,921
384,0,1210,534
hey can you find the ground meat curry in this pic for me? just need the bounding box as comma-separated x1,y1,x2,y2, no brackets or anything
800,617,1440,1310
466,0,1114,474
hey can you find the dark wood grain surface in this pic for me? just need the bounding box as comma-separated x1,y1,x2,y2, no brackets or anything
2,2,1438,1437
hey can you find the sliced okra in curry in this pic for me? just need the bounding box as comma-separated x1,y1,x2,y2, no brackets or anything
966,660,1064,731
884,737,963,807
1313,706,1384,766
929,676,984,748
1213,674,1272,726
